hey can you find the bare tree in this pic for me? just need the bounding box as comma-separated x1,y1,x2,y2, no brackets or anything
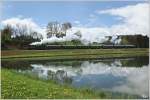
30,32,43,39
62,22,72,35
12,24,28,37
46,21,72,38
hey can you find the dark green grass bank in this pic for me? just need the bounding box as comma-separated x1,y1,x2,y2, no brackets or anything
1,69,140,99
1,48,149,60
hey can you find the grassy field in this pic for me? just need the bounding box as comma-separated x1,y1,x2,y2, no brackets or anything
1,48,149,60
1,69,140,99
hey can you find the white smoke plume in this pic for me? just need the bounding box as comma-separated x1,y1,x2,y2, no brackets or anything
30,27,110,45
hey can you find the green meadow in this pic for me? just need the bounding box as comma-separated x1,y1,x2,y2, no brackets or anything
2,48,148,60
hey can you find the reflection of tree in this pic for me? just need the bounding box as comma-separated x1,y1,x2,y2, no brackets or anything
54,61,82,67
89,56,149,67
47,70,73,84
47,70,55,79
91,60,115,66
120,56,149,67
1,60,32,70
56,70,67,80
23,60,79,67
76,69,83,76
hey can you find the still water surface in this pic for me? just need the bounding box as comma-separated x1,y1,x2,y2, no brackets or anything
2,56,149,98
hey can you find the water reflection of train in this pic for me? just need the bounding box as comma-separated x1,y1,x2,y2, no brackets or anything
28,44,136,50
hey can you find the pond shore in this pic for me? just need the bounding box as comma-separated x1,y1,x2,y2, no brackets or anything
1,69,141,99
1,48,149,60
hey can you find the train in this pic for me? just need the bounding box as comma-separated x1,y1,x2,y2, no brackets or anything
28,44,136,50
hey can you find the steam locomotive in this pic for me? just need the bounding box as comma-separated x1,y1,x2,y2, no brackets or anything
28,44,136,50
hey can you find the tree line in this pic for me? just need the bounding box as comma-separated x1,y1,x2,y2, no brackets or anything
103,35,149,48
1,25,43,49
1,21,74,49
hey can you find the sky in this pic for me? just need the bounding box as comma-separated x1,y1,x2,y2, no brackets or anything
1,1,146,27
0,1,149,44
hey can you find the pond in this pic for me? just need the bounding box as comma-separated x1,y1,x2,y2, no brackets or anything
2,56,149,98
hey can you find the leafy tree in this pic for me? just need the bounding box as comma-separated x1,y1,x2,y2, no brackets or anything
103,35,149,48
120,35,149,48
1,24,43,49
1,25,12,49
